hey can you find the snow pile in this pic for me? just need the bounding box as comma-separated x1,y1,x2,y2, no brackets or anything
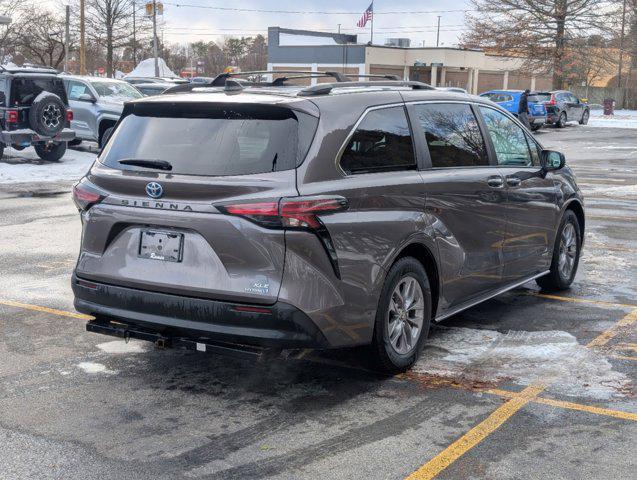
0,146,96,184
96,340,148,354
415,327,631,399
588,109,637,129
125,57,177,78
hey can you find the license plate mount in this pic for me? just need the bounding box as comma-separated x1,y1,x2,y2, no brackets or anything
139,230,184,262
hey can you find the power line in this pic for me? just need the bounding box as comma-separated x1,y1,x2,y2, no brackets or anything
162,2,473,15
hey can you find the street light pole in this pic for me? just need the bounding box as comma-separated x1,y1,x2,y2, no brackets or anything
64,5,70,73
436,16,441,47
80,0,86,74
152,0,159,77
132,1,137,67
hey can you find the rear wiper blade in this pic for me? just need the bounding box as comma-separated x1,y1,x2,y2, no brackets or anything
118,159,173,171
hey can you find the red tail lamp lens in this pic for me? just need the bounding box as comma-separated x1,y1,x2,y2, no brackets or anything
6,110,18,123
67,110,74,121
72,182,104,210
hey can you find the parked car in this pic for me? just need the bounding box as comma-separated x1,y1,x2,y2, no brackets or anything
531,90,590,127
62,75,144,148
124,76,189,85
72,76,584,372
0,65,75,161
134,82,174,96
480,90,548,131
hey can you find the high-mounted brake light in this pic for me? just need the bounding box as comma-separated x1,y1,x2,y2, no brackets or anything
67,110,74,122
6,110,18,123
72,182,105,211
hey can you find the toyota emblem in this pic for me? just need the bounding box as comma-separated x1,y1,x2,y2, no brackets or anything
145,182,163,199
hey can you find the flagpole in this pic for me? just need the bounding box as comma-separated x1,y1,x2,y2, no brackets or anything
370,1,374,44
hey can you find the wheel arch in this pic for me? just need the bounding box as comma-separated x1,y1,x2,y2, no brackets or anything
564,199,585,244
393,242,440,320
98,117,117,144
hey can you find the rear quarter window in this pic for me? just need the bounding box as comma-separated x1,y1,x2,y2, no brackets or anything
100,103,318,177
10,77,67,106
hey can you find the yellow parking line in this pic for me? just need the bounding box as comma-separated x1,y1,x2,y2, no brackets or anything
0,299,92,320
405,305,637,479
405,384,545,480
486,388,637,422
610,354,637,362
587,309,637,348
527,292,636,310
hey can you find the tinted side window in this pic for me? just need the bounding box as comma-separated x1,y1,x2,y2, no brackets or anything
479,106,532,167
340,106,415,175
415,103,488,168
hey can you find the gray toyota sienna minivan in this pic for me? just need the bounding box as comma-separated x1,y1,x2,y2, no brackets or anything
72,73,584,372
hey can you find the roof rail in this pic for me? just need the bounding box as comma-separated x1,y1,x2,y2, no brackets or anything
210,70,351,86
297,81,435,96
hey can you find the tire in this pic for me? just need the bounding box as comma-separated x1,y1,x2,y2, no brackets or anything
99,126,114,149
34,142,67,162
69,138,82,147
536,210,581,291
0,143,4,159
579,109,589,125
530,124,542,131
28,92,67,136
556,111,567,128
372,257,432,373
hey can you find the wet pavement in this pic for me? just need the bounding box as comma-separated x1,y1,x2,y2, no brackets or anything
0,125,635,479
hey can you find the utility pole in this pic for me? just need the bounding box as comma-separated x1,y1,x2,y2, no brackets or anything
80,0,86,74
132,1,137,67
152,0,159,77
617,0,627,89
436,16,441,47
338,23,341,34
64,5,70,73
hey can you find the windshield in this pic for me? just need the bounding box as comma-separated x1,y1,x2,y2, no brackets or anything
100,105,318,176
529,93,551,102
90,81,143,101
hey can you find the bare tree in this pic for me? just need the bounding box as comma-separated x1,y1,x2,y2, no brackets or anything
462,0,609,89
85,0,149,76
0,0,22,60
13,5,71,69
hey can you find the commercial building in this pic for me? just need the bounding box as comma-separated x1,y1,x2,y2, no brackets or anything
267,27,552,93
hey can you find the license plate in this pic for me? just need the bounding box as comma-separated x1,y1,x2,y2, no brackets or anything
139,230,183,262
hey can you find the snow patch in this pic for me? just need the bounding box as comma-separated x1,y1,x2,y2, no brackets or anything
588,109,637,129
97,340,148,354
0,146,96,184
125,57,177,78
580,184,637,198
77,362,115,374
415,327,631,399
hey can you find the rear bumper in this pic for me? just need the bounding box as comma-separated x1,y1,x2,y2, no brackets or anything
0,128,75,145
72,273,330,349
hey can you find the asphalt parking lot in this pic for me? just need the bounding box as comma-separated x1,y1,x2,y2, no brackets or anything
0,124,636,479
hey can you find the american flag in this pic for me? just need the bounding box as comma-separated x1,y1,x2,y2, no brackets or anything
357,2,373,28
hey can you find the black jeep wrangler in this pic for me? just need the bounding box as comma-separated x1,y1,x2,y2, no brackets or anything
0,65,75,161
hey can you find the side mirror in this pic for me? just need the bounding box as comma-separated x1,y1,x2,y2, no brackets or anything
78,93,96,103
541,150,565,172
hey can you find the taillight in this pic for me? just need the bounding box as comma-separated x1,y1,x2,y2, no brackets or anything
66,110,73,122
6,110,18,123
72,181,105,211
549,94,556,105
219,196,348,278
218,197,348,231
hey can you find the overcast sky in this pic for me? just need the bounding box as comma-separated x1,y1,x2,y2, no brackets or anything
154,0,471,47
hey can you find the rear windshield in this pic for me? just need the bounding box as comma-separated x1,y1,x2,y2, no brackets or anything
10,77,67,106
529,93,551,102
100,104,318,176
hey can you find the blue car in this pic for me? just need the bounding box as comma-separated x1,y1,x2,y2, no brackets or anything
480,90,547,131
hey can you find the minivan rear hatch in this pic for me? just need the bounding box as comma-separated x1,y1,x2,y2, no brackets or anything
76,97,319,305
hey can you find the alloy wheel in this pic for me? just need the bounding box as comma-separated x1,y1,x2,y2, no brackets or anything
42,104,62,129
387,275,425,355
558,222,577,279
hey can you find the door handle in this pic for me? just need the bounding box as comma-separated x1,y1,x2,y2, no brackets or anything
506,176,521,187
487,176,504,188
